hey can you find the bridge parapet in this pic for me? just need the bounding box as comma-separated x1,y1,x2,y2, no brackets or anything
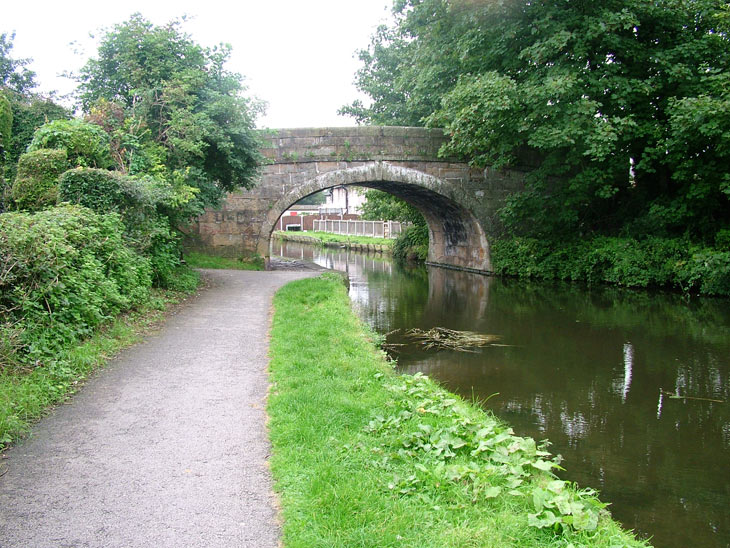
259,126,451,164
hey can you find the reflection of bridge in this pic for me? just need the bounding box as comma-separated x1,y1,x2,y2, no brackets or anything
188,127,528,273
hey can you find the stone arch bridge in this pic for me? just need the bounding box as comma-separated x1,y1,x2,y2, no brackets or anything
188,127,528,273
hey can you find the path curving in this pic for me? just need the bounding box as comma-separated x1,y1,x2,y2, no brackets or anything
0,269,316,548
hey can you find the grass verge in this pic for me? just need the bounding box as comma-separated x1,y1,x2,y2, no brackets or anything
0,283,200,450
184,251,264,270
268,274,649,548
274,230,394,247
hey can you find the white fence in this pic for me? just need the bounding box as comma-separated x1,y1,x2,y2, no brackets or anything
312,219,406,239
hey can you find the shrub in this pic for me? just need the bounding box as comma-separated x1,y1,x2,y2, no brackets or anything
0,205,152,365
27,118,112,168
490,236,730,296
58,167,185,288
393,224,429,262
57,167,163,215
10,149,68,211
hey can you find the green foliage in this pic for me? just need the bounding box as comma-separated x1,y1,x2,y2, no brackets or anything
0,205,152,365
275,230,393,248
0,32,36,94
0,31,68,189
0,92,10,209
393,223,429,262
360,188,424,225
491,236,730,296
28,118,112,168
11,149,68,210
76,14,262,211
57,167,188,288
6,95,69,174
0,92,11,156
361,189,429,261
345,0,730,242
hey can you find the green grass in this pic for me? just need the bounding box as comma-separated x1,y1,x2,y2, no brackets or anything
184,251,264,270
268,274,650,548
274,230,394,247
0,286,196,450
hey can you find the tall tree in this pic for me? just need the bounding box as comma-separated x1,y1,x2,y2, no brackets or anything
343,0,730,242
0,32,36,95
76,14,263,216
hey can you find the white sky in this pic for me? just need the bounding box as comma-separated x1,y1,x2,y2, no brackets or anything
3,0,392,128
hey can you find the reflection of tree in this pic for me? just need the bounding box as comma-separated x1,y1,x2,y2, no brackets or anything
490,279,730,347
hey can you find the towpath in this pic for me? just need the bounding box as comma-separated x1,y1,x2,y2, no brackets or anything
0,269,316,548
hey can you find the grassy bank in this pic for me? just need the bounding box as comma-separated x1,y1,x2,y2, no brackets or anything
274,230,393,249
267,275,647,547
184,251,264,270
0,285,198,450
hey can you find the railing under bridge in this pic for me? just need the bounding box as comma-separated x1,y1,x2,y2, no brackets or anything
312,219,406,239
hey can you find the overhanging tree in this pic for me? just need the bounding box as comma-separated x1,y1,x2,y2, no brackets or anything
343,0,730,243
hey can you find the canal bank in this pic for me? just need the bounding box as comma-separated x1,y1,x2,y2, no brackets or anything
268,274,647,547
272,240,730,548
273,230,393,254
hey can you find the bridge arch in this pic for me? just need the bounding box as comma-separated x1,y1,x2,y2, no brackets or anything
260,162,491,272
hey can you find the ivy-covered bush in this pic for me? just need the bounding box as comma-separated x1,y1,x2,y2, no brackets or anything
10,149,68,211
491,236,730,296
0,205,152,366
27,118,112,169
58,167,191,289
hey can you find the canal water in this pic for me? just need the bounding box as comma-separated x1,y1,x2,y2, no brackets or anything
272,240,730,548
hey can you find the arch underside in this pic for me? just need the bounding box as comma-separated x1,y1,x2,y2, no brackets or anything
261,162,491,273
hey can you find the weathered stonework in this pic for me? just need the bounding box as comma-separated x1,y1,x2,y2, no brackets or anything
187,127,528,273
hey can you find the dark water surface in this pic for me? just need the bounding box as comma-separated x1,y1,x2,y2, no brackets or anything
273,241,730,548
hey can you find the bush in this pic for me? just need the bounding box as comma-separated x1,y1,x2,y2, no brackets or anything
58,167,185,288
10,149,68,211
58,167,170,219
490,236,730,296
27,118,112,168
393,224,429,262
0,205,152,365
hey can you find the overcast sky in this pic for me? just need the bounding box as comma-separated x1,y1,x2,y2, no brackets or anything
4,0,392,128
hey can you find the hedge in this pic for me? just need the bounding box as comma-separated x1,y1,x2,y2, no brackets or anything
0,205,152,367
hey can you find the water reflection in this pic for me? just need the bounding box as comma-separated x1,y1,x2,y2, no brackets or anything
273,240,730,548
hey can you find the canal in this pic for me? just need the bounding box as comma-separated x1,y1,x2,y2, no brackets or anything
272,239,730,548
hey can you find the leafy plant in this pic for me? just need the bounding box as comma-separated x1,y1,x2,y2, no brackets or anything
27,118,113,168
10,149,68,211
0,205,152,365
393,223,428,262
491,236,730,296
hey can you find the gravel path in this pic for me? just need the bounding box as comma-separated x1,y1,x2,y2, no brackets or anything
0,269,316,548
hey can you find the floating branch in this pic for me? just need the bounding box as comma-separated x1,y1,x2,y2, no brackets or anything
405,327,506,353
